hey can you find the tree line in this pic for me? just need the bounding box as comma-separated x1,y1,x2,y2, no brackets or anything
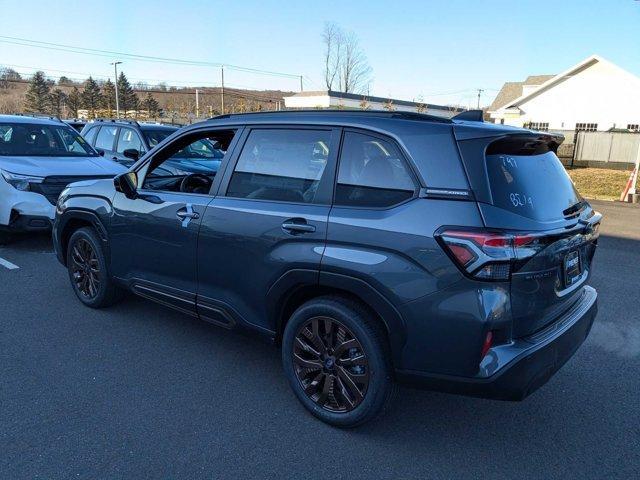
20,70,160,118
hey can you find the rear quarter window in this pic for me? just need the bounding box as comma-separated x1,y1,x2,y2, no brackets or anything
83,126,99,145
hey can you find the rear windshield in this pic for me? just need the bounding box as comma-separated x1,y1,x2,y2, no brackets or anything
0,122,97,157
143,128,176,148
486,151,581,221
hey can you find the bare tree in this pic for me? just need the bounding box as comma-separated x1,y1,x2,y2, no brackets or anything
322,23,372,94
322,22,342,91
340,32,372,94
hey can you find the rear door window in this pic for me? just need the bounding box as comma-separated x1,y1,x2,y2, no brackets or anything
486,151,581,221
335,131,416,208
116,128,145,155
226,129,331,204
95,126,118,151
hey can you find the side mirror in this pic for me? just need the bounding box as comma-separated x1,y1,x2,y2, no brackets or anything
114,172,138,199
96,149,105,156
123,148,140,161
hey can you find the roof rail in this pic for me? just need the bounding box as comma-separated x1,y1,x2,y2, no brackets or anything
452,110,484,122
11,112,64,123
89,118,141,127
210,109,453,124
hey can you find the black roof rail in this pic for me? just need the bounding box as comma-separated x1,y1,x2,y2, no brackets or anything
89,118,141,127
210,109,453,124
452,110,484,122
11,112,64,123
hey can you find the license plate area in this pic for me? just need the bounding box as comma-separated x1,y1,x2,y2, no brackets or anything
563,250,581,287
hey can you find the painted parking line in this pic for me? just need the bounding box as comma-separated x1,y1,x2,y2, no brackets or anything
0,257,19,270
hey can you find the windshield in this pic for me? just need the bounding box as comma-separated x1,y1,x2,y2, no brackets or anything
0,122,97,157
143,128,176,148
486,151,582,221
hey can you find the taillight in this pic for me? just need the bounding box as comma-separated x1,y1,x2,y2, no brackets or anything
437,228,549,281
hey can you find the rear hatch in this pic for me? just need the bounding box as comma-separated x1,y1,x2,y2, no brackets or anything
454,126,601,337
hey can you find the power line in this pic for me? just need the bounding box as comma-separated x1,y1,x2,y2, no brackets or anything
0,35,302,79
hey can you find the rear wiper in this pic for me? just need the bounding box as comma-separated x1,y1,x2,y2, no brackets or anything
563,200,587,218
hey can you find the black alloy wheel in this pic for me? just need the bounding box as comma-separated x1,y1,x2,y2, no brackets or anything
293,316,370,413
66,227,124,308
70,237,101,299
71,238,100,299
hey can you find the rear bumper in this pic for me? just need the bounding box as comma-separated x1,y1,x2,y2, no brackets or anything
397,285,597,401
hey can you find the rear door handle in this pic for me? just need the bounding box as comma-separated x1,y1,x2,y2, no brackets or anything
282,221,316,234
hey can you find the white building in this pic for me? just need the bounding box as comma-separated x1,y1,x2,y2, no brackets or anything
488,55,640,132
284,90,460,118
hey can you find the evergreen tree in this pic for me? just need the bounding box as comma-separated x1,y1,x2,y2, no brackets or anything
142,92,160,117
49,89,67,117
81,76,102,118
24,71,51,113
66,87,82,118
100,79,116,115
117,72,139,117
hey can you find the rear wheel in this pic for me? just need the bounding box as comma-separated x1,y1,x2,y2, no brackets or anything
282,296,396,427
66,227,123,308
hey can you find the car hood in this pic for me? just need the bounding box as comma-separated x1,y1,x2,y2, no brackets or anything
0,155,127,177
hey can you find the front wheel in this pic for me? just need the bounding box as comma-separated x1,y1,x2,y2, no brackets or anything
282,296,396,427
66,227,123,308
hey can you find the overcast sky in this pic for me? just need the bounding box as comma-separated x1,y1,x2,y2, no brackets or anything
0,0,638,108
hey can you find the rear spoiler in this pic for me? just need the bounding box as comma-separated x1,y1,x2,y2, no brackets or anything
453,110,484,122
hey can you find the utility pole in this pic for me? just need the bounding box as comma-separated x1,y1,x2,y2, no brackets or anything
195,89,200,117
300,75,303,92
111,61,122,118
476,88,484,109
220,66,225,114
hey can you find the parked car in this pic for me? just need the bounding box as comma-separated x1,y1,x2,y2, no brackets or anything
53,110,600,427
0,115,126,244
81,119,225,175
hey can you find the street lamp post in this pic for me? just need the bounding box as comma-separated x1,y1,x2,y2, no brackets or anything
111,61,122,118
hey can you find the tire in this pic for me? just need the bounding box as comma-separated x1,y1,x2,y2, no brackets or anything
66,227,123,308
282,295,397,427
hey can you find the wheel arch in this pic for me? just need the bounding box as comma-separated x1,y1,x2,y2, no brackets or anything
268,270,407,369
56,209,110,266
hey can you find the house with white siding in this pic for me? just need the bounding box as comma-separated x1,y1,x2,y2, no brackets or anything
488,55,640,132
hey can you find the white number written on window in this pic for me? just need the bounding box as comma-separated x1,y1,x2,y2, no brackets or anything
500,155,518,168
509,192,533,208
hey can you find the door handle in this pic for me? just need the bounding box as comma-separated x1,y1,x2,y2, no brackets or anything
176,204,200,227
282,221,316,234
176,211,200,219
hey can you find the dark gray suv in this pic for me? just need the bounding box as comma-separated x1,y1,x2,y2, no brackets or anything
53,110,600,427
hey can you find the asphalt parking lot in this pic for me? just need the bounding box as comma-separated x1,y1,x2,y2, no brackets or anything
1,200,639,479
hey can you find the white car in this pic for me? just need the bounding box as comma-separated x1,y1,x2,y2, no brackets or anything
0,115,126,244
